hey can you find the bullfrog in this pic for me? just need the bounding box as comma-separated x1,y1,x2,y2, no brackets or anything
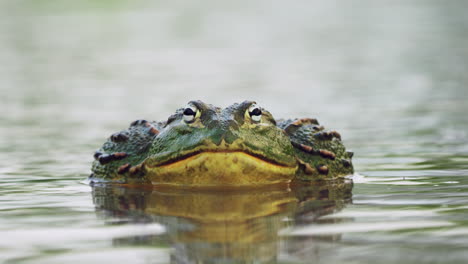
90,100,353,186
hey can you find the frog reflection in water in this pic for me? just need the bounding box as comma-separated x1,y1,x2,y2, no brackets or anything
90,100,353,186
92,179,353,263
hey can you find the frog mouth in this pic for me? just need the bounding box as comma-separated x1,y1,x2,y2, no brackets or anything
154,150,293,168
144,151,298,186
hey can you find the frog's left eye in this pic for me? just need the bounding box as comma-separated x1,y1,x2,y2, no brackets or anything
248,104,262,122
183,105,198,123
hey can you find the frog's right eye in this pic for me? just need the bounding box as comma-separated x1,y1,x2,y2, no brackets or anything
247,104,262,123
183,105,198,123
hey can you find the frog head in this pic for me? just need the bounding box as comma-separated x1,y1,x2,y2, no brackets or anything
144,100,298,186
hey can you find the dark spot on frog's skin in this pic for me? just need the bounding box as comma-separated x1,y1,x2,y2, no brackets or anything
148,126,160,135
314,131,338,140
113,152,128,159
292,118,319,126
291,141,315,153
98,152,128,165
319,149,336,160
341,159,352,167
93,151,103,160
313,125,325,131
130,119,148,127
316,165,329,175
110,132,129,143
233,157,238,164
129,164,143,176
98,154,113,164
296,158,316,175
302,163,316,175
117,163,131,174
330,131,342,140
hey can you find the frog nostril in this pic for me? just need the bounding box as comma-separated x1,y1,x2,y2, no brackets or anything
210,119,239,145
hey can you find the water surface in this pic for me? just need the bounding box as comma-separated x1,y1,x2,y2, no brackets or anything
1,1,468,263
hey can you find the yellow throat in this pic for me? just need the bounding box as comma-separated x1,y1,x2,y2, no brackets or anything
145,151,298,187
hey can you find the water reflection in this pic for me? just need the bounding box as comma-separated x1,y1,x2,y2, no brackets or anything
91,180,352,263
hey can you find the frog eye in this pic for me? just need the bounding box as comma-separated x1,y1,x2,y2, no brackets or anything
183,104,198,123
248,104,262,122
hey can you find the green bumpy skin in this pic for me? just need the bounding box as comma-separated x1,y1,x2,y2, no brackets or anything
277,118,354,180
90,100,354,185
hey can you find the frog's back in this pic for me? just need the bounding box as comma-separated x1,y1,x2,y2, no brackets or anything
90,120,164,183
278,118,354,180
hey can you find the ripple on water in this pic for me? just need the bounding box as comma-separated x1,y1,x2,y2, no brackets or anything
279,220,454,236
